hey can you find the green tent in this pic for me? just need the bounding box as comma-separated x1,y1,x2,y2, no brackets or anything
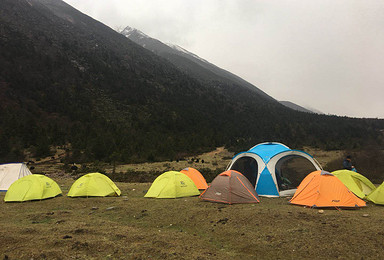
332,170,376,199
366,182,384,205
67,172,121,197
145,171,200,198
4,174,62,202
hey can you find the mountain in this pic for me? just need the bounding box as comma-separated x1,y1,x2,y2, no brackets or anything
120,26,273,100
279,101,314,114
0,0,383,163
304,106,324,115
121,27,324,115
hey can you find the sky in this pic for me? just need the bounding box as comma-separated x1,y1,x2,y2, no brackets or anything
63,0,384,118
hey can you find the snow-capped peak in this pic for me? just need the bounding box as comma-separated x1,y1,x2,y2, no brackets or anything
165,43,208,64
120,26,209,65
120,26,149,39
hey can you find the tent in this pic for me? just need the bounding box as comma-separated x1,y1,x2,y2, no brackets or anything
180,167,208,190
67,172,121,197
227,142,322,197
144,171,200,198
0,163,32,191
367,182,384,205
290,170,366,208
4,174,62,202
200,170,259,204
332,169,376,199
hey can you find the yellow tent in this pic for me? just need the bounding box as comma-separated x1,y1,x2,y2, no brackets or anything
367,182,384,205
332,170,376,199
4,174,62,202
67,173,121,197
144,171,200,198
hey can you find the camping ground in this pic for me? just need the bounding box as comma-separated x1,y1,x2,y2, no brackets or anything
1,180,384,259
1,147,384,259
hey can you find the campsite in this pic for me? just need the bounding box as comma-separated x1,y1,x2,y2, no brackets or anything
1,0,384,259
1,175,384,259
1,145,384,259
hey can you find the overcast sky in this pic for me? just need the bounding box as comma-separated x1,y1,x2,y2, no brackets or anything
64,0,384,118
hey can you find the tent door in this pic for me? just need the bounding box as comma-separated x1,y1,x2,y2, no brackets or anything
230,156,258,187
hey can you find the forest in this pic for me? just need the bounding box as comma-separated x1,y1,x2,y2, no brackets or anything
0,0,383,164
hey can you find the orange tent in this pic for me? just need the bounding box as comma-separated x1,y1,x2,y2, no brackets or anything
200,170,259,204
290,170,366,208
180,167,208,190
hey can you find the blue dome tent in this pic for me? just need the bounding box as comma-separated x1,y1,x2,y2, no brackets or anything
227,142,322,197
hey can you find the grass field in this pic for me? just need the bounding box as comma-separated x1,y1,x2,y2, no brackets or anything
1,178,384,260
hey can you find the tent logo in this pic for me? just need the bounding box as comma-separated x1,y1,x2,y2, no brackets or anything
45,182,51,188
180,181,186,187
332,200,340,202
215,192,222,196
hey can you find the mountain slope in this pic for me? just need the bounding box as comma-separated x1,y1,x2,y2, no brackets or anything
0,0,383,163
121,27,327,115
0,0,283,162
279,101,314,113
120,26,274,100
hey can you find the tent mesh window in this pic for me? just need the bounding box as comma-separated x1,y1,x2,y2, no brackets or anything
230,156,258,187
275,156,317,191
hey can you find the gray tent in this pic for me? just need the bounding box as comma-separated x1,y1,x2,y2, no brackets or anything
200,170,260,204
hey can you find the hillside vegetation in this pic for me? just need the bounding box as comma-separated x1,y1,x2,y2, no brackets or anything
0,0,383,165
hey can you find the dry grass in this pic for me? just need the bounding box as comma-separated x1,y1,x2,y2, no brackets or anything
3,147,383,259
302,147,344,168
30,147,343,179
1,179,384,260
107,147,234,173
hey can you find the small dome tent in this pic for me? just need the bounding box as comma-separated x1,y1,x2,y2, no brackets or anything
4,174,62,202
68,173,121,197
332,170,376,199
227,142,322,197
290,170,366,208
200,170,259,204
366,182,384,205
144,171,200,198
0,163,32,191
180,167,208,190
